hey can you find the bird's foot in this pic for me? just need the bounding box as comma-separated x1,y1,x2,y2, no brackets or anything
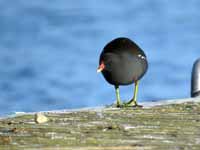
110,100,143,108
107,101,123,108
123,100,143,108
116,102,123,108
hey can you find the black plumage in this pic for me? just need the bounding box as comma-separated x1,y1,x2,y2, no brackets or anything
97,37,148,107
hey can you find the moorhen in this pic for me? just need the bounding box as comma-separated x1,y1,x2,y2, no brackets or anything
97,37,148,107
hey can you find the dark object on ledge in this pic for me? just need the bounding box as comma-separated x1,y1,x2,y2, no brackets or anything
191,58,200,97
97,37,148,107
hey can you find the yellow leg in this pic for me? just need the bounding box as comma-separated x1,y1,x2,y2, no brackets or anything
115,85,121,107
127,80,140,106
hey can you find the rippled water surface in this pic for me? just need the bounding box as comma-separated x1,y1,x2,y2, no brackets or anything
0,0,200,115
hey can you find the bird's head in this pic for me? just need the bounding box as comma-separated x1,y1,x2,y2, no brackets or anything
97,53,120,73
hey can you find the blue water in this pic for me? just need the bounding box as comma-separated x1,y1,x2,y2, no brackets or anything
0,0,200,116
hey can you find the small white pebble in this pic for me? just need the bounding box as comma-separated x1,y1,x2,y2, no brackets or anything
123,125,136,131
35,113,49,124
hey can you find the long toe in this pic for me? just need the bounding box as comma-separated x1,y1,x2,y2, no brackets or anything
124,100,143,108
132,103,143,108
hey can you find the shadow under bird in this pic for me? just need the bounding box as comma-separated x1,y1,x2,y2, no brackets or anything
97,37,148,107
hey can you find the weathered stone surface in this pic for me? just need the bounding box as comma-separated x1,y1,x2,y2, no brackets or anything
0,98,200,150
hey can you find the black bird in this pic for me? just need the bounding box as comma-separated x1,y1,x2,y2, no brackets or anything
97,37,148,107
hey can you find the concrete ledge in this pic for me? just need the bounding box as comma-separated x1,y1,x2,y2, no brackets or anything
0,97,200,150
140,97,200,108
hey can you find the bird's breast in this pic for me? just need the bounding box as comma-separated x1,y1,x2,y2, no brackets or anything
102,54,147,85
